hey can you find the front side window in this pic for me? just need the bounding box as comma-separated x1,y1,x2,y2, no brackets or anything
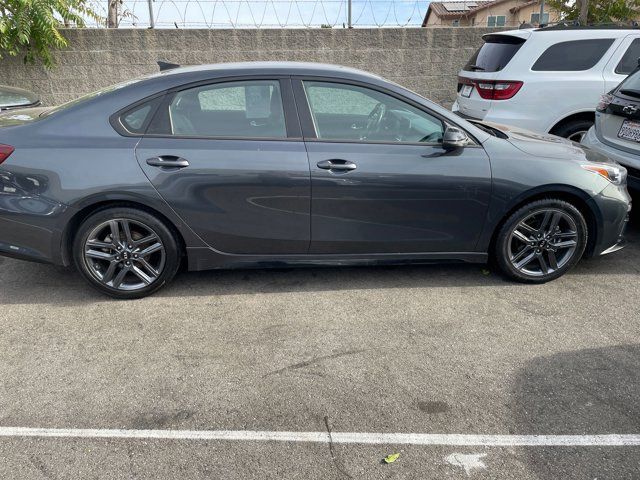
532,39,615,71
166,80,286,138
302,81,444,144
616,38,640,75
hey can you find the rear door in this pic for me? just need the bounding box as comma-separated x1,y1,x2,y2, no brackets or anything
134,77,311,255
294,78,491,255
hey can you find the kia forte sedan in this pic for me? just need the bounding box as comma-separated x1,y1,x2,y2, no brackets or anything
0,62,631,298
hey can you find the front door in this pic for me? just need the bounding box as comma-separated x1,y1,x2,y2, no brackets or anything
294,79,491,254
135,78,311,255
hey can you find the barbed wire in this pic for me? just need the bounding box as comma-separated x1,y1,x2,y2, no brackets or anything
89,0,431,28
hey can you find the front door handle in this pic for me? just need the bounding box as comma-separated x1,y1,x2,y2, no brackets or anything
146,156,190,169
317,159,357,172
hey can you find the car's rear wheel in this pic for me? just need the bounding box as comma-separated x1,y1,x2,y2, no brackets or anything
73,207,180,299
494,199,588,283
553,119,593,143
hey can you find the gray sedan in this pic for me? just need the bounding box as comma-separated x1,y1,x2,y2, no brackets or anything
0,62,632,298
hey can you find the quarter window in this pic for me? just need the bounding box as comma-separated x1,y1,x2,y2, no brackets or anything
532,39,615,71
302,81,444,144
119,97,163,134
616,38,640,75
166,80,286,138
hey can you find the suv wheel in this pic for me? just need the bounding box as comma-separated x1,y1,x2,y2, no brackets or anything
73,207,180,299
553,119,593,143
494,199,587,283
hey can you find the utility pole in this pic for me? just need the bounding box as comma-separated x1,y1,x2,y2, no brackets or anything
147,0,155,28
538,0,545,26
348,0,352,28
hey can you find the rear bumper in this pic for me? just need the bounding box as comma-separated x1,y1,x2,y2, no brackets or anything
582,127,640,190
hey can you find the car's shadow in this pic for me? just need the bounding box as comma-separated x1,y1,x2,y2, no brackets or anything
512,343,640,479
0,209,638,306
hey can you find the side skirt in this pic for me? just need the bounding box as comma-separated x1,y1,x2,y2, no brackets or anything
186,247,488,272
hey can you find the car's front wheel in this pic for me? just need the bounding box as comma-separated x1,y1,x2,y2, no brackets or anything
494,199,588,283
73,207,181,299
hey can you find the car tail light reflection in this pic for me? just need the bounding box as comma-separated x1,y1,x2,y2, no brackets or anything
458,77,523,100
0,144,14,164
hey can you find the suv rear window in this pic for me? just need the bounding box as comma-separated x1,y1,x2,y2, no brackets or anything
532,39,615,71
463,35,526,73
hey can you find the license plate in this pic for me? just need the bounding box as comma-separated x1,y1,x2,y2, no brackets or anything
461,84,473,98
618,119,640,142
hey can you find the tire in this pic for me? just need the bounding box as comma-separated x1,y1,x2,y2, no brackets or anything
494,199,588,284
552,119,593,143
73,207,181,299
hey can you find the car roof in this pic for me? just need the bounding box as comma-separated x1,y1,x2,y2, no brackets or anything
492,26,637,41
156,61,385,82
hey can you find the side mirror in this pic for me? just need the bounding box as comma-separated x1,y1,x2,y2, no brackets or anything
442,126,469,150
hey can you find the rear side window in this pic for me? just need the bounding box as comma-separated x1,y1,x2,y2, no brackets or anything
166,80,286,138
463,35,525,72
616,38,640,75
532,39,615,71
119,97,163,134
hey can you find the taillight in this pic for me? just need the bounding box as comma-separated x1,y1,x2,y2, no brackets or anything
0,144,14,164
475,80,523,100
596,93,613,112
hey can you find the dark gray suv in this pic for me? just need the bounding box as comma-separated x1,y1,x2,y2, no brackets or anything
0,62,631,298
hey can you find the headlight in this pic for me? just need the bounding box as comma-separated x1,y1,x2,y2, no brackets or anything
581,163,627,185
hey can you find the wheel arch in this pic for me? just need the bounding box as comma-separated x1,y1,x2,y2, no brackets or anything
549,111,595,136
60,198,189,267
488,185,603,259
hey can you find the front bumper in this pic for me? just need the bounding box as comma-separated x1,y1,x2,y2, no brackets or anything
590,182,632,257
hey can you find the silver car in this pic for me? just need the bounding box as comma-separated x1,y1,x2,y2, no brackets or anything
0,85,40,111
582,68,640,190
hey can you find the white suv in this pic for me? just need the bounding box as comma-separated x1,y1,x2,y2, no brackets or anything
453,26,640,141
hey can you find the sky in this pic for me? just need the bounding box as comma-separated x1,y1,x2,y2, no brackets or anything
92,0,431,28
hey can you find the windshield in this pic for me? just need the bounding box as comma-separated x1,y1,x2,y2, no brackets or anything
464,35,526,72
0,85,40,109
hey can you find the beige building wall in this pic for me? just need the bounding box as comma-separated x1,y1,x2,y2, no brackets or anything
426,0,560,27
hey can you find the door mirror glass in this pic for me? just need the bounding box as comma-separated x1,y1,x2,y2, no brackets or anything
442,126,469,150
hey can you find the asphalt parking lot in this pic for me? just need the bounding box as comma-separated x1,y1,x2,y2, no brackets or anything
0,203,639,479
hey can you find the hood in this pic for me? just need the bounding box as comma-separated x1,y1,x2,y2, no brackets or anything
481,121,617,165
0,107,52,127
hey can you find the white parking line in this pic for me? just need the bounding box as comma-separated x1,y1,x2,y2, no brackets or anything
0,427,639,446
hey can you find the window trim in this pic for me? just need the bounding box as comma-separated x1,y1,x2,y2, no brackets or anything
111,75,303,140
291,76,480,147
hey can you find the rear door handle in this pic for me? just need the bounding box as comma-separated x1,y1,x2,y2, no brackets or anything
317,159,357,172
146,156,190,169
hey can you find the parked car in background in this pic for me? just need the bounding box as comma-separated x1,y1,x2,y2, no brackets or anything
582,65,640,190
454,25,640,142
0,85,40,111
0,62,631,298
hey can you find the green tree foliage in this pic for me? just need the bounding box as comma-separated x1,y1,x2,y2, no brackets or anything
0,0,100,67
548,0,640,25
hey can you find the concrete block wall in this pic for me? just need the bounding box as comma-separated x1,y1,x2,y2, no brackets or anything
0,27,502,108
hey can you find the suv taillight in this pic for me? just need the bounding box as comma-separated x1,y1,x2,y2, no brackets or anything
596,93,613,112
475,80,523,100
0,144,14,164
